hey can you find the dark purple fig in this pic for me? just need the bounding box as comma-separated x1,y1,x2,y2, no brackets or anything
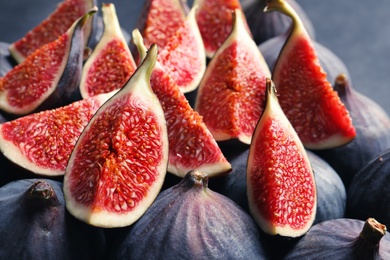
0,179,106,259
108,170,268,259
313,74,390,188
284,218,390,259
241,0,315,44
347,148,390,227
259,32,351,85
0,42,14,77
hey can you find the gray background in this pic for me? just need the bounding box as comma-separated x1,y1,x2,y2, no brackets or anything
1,0,389,113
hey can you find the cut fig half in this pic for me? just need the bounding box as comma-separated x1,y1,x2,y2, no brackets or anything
266,0,356,149
133,29,231,178
194,0,250,58
0,91,114,177
8,0,97,64
194,8,271,144
0,8,98,116
247,78,317,237
157,5,206,93
63,44,168,228
79,3,137,99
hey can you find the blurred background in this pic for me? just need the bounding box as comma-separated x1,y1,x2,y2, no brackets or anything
1,0,390,113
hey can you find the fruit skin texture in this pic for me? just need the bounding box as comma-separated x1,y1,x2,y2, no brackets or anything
0,179,106,259
108,170,268,260
79,3,136,99
0,92,113,177
347,149,390,228
267,0,356,149
133,29,231,178
195,9,271,144
0,8,97,116
247,79,317,237
0,42,14,77
8,0,97,63
314,74,390,189
63,44,169,228
284,218,390,260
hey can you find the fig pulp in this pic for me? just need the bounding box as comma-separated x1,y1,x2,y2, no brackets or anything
266,0,356,149
0,179,106,259
79,3,137,99
109,170,268,259
195,8,271,144
63,44,169,228
8,0,97,63
133,29,231,178
0,8,97,116
0,92,113,177
247,78,317,237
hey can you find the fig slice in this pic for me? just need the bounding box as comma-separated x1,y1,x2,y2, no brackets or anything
8,0,97,64
79,3,137,99
194,9,271,144
0,8,97,117
63,44,168,228
266,0,356,149
246,78,317,237
157,5,206,93
0,91,114,177
132,29,231,178
193,0,250,58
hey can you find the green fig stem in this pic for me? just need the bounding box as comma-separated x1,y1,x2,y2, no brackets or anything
29,181,55,200
359,218,387,247
264,0,306,36
132,29,148,61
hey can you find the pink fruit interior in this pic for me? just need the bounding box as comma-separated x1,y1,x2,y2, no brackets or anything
3,34,68,108
250,118,316,230
67,94,165,213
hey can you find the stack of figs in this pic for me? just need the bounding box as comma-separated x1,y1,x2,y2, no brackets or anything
1,0,390,259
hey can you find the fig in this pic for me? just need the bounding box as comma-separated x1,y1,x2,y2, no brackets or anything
266,0,356,149
8,0,97,64
0,92,113,177
284,218,390,259
247,78,317,237
0,179,106,259
241,0,315,44
0,8,97,116
156,5,206,93
314,74,390,188
133,29,231,178
195,8,271,145
259,32,351,85
108,170,269,259
79,3,137,99
347,148,390,227
63,44,169,228
194,0,250,58
0,42,14,77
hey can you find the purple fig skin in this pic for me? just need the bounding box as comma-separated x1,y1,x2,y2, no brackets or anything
108,170,268,260
313,74,390,189
0,42,14,77
0,179,107,259
284,218,390,260
241,0,315,44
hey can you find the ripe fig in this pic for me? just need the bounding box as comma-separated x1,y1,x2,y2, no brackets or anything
79,3,136,99
194,0,250,58
133,29,231,178
195,8,271,144
0,179,106,259
0,92,113,177
241,0,315,44
247,78,317,238
108,170,269,259
284,218,390,259
8,0,97,63
0,8,97,116
314,74,390,188
266,0,356,149
63,44,169,228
